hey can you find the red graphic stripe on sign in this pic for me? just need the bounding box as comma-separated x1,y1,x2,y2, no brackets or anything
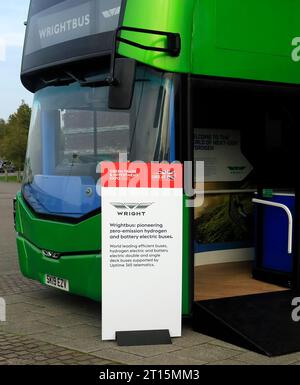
100,162,183,189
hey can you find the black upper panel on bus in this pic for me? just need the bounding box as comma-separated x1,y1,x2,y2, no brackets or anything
21,0,124,92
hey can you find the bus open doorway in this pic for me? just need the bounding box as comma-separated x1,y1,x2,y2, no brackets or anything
191,78,300,356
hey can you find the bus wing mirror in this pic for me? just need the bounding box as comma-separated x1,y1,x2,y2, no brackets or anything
108,58,136,110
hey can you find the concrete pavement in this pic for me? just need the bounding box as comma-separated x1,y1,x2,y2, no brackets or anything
1,182,300,365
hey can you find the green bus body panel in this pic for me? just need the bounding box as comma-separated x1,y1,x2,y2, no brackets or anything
120,0,300,85
192,0,300,84
17,237,101,302
16,193,192,315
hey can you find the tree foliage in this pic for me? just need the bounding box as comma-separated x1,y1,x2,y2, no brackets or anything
0,101,31,175
0,119,6,141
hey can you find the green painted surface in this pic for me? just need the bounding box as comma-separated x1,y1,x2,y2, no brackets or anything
182,196,192,316
16,236,101,302
263,189,274,199
192,0,300,84
120,0,300,85
119,0,193,73
16,193,192,315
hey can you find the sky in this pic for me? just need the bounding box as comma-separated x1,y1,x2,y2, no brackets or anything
0,1,32,121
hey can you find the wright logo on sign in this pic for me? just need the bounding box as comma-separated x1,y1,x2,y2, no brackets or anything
110,203,154,217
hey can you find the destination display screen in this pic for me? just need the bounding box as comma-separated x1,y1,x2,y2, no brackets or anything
21,0,123,89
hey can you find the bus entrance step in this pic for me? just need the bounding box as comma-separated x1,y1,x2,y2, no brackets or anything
192,290,300,357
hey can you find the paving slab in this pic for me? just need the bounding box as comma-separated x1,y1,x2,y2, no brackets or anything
56,336,115,353
37,313,96,328
206,359,251,365
234,351,300,365
172,328,213,348
2,320,58,336
171,343,242,363
91,348,145,365
130,353,207,366
0,331,116,365
50,324,101,339
114,344,182,358
207,339,248,352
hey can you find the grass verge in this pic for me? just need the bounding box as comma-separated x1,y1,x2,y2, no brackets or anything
0,175,19,183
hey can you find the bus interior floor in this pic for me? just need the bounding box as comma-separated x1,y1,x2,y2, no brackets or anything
194,261,288,301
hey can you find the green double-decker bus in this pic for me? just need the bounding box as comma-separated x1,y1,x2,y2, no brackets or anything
16,0,300,318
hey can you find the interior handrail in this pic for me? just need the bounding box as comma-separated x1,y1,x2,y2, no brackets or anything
252,198,293,254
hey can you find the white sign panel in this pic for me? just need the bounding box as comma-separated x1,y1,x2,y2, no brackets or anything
101,162,183,341
194,129,253,182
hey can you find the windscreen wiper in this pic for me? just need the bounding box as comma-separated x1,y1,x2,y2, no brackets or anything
40,71,110,88
65,71,116,88
41,74,75,87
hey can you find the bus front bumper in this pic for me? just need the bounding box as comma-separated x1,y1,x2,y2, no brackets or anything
16,236,101,302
